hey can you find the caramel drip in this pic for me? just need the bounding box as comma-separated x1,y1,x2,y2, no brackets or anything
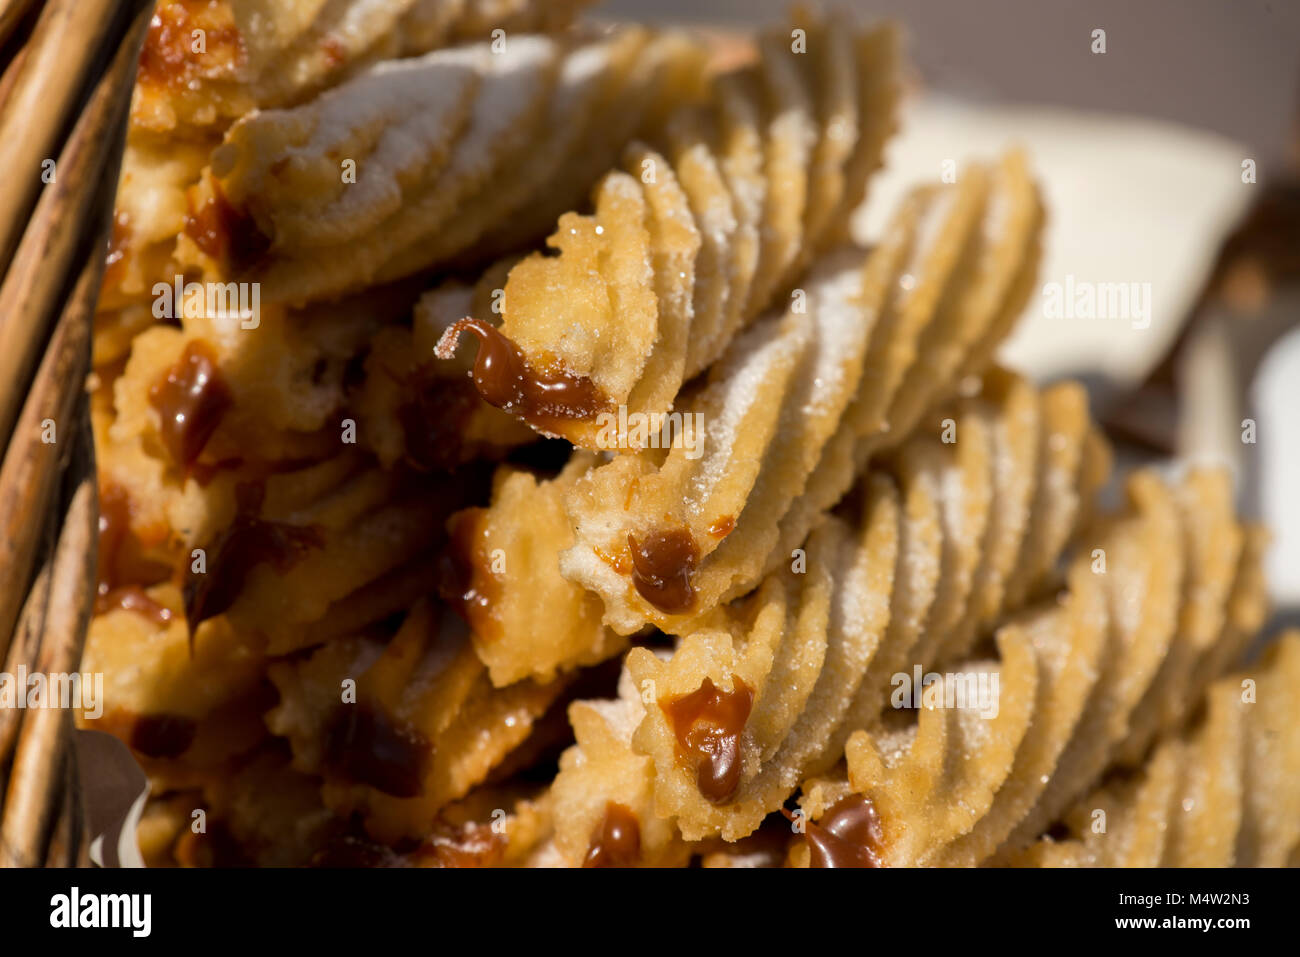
131,713,197,759
802,794,884,868
707,515,736,539
441,507,501,642
323,705,431,799
593,544,632,576
663,676,753,804
137,1,244,88
95,482,172,622
396,368,480,471
314,821,505,868
182,483,323,635
583,802,641,867
445,318,611,430
627,527,699,613
101,212,131,292
96,481,139,596
184,182,272,273
425,821,506,868
149,340,233,469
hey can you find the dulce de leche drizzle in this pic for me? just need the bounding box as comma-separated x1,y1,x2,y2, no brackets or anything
396,368,480,471
137,1,244,88
95,482,174,624
101,212,131,293
182,482,322,636
314,821,505,868
424,820,506,868
627,527,699,614
707,515,736,539
184,182,272,274
149,340,233,469
442,318,611,430
440,507,501,642
802,794,884,868
131,713,198,759
663,676,754,804
323,704,431,799
583,802,642,867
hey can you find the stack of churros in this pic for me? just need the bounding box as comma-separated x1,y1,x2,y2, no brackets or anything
81,1,1298,868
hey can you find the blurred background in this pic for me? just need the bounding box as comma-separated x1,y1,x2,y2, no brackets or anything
613,0,1300,630
611,0,1300,163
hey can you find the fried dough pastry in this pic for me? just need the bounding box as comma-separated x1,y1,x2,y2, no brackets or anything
444,455,623,687
106,272,532,480
182,28,708,303
99,138,217,316
132,0,595,134
437,14,900,445
267,599,565,842
561,151,1044,636
94,342,496,674
439,156,1043,686
80,596,272,793
147,749,556,867
550,663,693,867
103,1,597,357
93,377,560,847
785,467,1267,866
1010,633,1300,868
82,443,494,798
182,749,347,867
352,274,540,469
624,368,1108,841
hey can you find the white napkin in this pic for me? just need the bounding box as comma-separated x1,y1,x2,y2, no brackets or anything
854,94,1253,392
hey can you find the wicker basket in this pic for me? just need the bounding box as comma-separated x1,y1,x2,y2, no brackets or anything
0,0,152,868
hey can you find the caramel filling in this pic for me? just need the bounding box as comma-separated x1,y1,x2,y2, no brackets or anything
183,483,322,635
396,367,481,471
131,713,197,759
663,676,753,804
627,527,699,614
184,183,272,274
424,820,506,868
583,802,641,867
802,794,884,868
323,705,430,799
314,821,505,868
441,507,501,642
444,318,611,431
96,482,173,624
149,340,233,469
101,212,131,293
137,1,245,88
707,515,736,539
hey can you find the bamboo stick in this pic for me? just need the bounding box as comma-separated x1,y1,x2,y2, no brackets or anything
0,254,96,668
0,6,146,450
0,2,150,867
0,563,50,779
0,0,126,272
0,0,41,52
42,764,81,868
0,37,29,110
0,471,97,868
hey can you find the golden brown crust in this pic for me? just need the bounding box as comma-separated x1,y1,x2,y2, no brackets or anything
437,17,900,446
785,468,1267,867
